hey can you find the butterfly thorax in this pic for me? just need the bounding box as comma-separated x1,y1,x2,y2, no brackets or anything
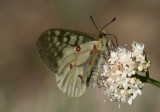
98,30,109,59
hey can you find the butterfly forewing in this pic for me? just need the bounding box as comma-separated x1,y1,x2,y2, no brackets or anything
37,28,101,97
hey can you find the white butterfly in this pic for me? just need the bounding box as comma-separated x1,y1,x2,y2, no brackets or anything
37,18,116,97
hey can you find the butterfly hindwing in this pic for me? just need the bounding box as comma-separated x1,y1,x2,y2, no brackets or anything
55,41,101,97
37,28,101,97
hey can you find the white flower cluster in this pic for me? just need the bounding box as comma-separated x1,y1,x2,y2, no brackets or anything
100,41,150,105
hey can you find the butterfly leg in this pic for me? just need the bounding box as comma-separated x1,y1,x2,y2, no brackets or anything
106,34,118,47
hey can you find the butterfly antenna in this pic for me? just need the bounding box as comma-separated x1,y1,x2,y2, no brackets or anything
90,16,101,33
101,18,116,31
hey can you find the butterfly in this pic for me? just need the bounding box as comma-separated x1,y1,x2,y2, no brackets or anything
36,17,117,97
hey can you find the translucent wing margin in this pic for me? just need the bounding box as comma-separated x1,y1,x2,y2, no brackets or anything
37,28,100,97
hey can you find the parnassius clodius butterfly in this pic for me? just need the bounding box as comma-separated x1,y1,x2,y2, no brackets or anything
37,18,116,97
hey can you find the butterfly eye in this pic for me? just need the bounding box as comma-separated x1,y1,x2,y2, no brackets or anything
102,33,106,36
98,33,103,38
99,33,106,38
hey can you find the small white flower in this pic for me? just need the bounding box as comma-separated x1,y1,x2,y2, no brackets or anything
132,41,144,57
130,78,136,84
138,63,145,72
135,54,146,63
108,51,118,64
128,98,132,105
99,41,150,106
138,62,151,72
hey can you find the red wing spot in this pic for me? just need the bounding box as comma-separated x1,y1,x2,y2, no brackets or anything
89,59,93,65
94,44,96,50
70,64,73,69
90,51,94,55
76,46,81,52
78,74,83,79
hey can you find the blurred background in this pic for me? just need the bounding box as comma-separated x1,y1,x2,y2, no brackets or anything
0,0,160,112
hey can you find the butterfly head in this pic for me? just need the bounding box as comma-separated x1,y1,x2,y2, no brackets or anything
98,30,106,39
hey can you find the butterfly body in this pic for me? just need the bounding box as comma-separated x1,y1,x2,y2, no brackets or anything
37,28,109,97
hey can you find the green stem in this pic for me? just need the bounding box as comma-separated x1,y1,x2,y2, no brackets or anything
132,74,160,88
147,77,160,88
